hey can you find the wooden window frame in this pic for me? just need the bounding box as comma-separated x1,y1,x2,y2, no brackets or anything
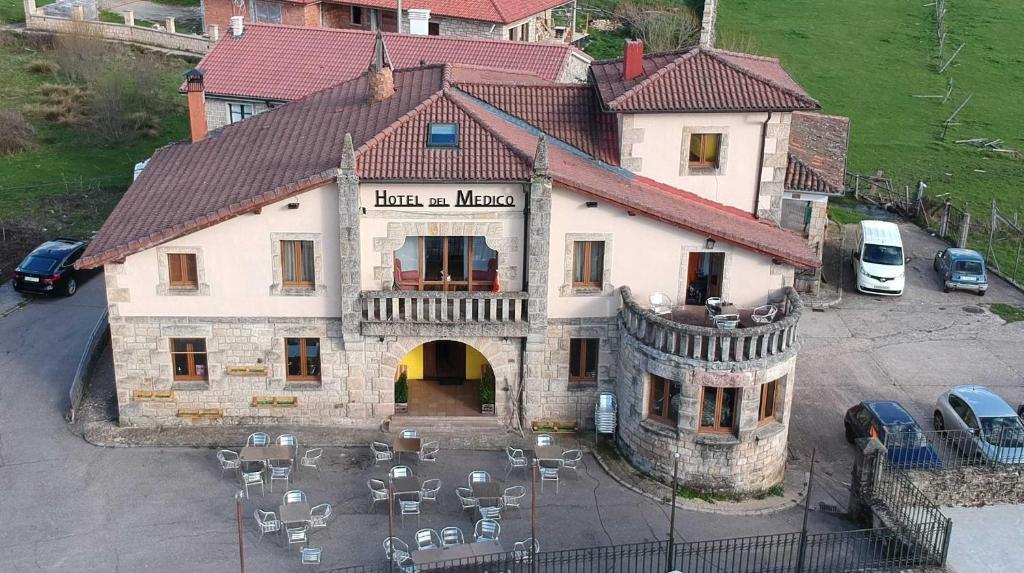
167,253,198,289
397,236,496,292
170,338,208,381
285,338,321,383
568,338,599,384
689,133,722,170
699,386,739,434
647,375,678,427
572,241,604,289
350,5,364,25
280,240,315,288
758,379,780,424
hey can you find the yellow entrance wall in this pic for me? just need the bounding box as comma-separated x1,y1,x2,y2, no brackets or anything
399,342,488,380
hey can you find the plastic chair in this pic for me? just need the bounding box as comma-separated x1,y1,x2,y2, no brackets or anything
752,304,778,324
420,478,441,503
456,487,479,513
309,503,331,530
562,449,583,475
503,485,526,512
371,442,393,465
300,448,323,476
368,479,389,512
650,292,672,315
217,449,241,477
254,509,281,543
505,446,528,478
474,519,500,542
418,441,439,463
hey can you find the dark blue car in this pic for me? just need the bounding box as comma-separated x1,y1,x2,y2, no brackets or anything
844,401,942,469
933,248,988,295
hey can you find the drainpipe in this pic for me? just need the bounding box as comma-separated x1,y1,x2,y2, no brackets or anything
752,111,773,219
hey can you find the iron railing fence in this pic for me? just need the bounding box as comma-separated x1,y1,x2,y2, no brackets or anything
883,427,1024,471
324,527,949,573
871,460,949,532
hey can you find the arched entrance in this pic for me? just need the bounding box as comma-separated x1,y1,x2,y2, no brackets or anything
398,340,492,416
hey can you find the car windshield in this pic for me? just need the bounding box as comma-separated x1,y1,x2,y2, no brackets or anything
19,255,59,274
979,417,1024,448
884,424,929,449
954,260,983,274
863,244,903,265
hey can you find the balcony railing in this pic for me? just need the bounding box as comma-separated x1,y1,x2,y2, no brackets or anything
619,286,803,366
360,290,530,337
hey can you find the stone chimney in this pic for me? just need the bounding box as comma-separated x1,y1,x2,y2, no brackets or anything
368,31,395,102
699,0,718,49
184,69,208,143
623,40,644,81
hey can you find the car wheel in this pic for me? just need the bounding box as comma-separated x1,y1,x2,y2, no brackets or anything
943,286,951,293
977,289,986,297
844,423,856,444
63,277,77,297
933,411,945,432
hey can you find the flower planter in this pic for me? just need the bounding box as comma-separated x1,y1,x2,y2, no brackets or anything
481,403,495,415
531,420,578,433
395,402,408,414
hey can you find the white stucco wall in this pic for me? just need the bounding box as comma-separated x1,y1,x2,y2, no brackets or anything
622,112,791,214
547,185,792,319
114,184,342,317
358,182,527,292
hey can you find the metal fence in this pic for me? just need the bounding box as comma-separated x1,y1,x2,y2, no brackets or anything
885,428,1024,471
325,527,948,573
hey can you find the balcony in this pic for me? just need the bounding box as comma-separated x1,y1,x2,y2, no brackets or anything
360,291,530,337
619,286,803,368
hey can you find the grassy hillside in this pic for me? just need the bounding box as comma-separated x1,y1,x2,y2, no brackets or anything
718,0,1024,216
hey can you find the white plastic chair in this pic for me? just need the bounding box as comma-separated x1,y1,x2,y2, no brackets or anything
752,304,778,324
217,449,241,477
300,448,323,476
418,441,439,463
503,485,526,512
368,479,389,512
309,503,331,531
474,519,500,542
650,292,673,315
253,509,281,543
371,442,393,465
440,526,465,548
456,487,479,513
505,446,529,478
420,479,441,503
415,528,441,550
562,449,583,476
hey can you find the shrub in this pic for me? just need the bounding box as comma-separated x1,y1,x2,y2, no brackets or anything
0,112,37,155
394,371,409,403
479,367,496,405
26,59,60,75
615,0,701,51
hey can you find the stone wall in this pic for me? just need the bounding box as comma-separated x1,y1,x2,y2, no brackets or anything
557,52,591,84
757,113,792,224
614,325,797,495
535,317,618,427
907,466,1024,507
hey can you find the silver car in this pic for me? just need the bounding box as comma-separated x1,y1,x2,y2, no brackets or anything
933,385,1024,463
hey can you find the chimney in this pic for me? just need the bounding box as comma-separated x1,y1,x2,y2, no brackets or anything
623,40,644,81
699,0,718,49
407,9,431,35
368,31,395,102
184,68,208,143
230,15,243,38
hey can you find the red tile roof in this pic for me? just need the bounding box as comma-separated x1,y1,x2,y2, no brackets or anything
352,0,569,24
591,47,819,113
456,82,619,164
785,112,850,195
194,24,587,101
80,63,819,270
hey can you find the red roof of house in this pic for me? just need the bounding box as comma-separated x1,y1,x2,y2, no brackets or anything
591,47,819,113
194,24,587,101
80,63,818,270
352,0,569,24
785,112,850,195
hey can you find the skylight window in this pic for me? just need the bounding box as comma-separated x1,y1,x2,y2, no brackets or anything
427,123,459,148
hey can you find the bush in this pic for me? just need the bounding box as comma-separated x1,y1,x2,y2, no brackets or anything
24,83,87,125
615,0,701,51
26,59,60,75
394,371,409,403
479,367,496,405
0,112,37,155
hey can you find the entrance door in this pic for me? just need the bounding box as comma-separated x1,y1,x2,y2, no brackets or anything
423,341,466,385
685,252,726,304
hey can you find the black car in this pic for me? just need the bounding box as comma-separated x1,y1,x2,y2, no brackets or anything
12,239,87,297
844,400,942,469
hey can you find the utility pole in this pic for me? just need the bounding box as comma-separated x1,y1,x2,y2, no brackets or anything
667,453,679,570
234,490,245,573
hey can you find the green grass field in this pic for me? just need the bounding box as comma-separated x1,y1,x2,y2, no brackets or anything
718,0,1024,218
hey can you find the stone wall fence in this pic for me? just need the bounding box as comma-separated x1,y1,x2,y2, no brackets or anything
22,0,213,56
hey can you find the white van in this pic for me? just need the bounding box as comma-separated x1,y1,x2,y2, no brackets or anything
853,221,906,296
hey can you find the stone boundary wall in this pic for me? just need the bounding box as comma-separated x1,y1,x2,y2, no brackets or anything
25,11,211,56
907,466,1024,506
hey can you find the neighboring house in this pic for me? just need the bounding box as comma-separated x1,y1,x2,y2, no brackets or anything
203,0,584,43
80,38,840,495
189,23,592,131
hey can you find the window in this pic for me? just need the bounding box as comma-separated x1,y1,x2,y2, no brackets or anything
518,22,530,42
351,5,364,25
572,241,604,288
699,386,739,433
758,379,780,424
648,375,680,426
569,338,598,383
280,240,315,288
688,133,722,169
394,236,497,291
428,22,440,35
228,103,254,124
427,123,459,147
285,338,320,382
167,253,198,289
171,338,208,381
252,0,282,24
507,27,517,41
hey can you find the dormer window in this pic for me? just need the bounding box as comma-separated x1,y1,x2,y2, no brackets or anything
427,123,458,148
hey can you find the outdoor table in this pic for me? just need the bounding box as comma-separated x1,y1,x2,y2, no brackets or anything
278,502,311,527
534,445,563,464
390,475,422,501
393,437,421,463
470,481,504,506
411,541,504,568
240,445,293,462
